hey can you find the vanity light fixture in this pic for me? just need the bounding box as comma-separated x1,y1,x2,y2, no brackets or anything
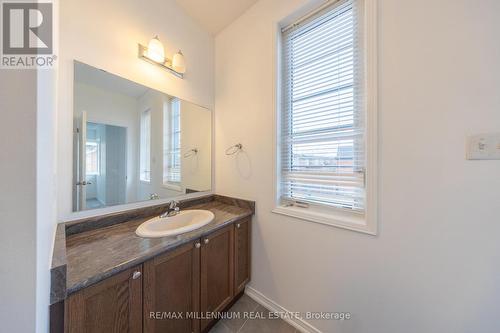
172,50,186,74
138,35,186,78
146,35,165,63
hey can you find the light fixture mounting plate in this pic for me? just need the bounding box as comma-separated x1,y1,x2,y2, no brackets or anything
138,44,184,79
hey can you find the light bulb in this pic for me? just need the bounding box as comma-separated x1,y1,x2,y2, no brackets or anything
146,36,165,63
172,50,186,74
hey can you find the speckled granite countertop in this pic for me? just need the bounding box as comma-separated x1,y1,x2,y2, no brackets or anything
50,195,254,303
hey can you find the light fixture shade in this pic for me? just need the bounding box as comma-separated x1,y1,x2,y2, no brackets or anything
172,50,186,74
146,36,165,64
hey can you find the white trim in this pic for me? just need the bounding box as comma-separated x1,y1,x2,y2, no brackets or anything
273,23,282,208
273,0,378,235
245,286,323,333
363,0,378,236
162,182,183,192
281,0,343,33
272,205,375,235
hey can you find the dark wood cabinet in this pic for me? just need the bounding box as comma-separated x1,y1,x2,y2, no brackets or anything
200,225,234,331
63,218,251,333
143,241,200,333
234,218,251,295
65,265,142,333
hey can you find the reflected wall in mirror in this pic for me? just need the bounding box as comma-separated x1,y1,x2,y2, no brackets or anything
73,61,212,212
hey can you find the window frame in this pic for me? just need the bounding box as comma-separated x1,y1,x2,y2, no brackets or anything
162,98,182,191
139,108,152,183
85,140,100,176
273,0,378,235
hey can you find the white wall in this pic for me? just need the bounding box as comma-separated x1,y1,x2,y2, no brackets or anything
0,68,57,333
215,0,500,332
0,69,58,333
58,0,214,219
0,71,37,333
36,67,58,333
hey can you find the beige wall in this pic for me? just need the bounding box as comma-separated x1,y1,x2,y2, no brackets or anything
215,0,500,332
58,0,215,219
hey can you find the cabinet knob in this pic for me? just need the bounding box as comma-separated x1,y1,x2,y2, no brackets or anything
195,242,201,248
236,223,241,229
132,271,141,280
204,238,209,244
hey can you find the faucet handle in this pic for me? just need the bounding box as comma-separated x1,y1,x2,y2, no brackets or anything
169,200,180,209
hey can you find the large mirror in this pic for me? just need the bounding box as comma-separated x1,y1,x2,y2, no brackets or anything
72,61,212,212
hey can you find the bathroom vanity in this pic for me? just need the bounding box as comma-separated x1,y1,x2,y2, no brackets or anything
50,195,254,333
48,60,249,333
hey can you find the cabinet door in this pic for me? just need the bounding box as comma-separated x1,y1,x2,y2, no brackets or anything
234,218,251,295
65,265,142,333
200,225,234,331
144,241,201,333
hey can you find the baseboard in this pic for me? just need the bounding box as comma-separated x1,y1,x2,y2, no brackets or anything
244,286,322,333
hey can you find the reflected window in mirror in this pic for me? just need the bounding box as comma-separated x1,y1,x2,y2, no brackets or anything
85,140,100,176
163,98,182,190
140,109,151,182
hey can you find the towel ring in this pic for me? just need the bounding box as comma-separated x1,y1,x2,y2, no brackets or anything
225,143,242,155
183,148,198,158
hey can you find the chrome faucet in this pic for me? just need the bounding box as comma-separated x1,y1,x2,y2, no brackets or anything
160,200,180,218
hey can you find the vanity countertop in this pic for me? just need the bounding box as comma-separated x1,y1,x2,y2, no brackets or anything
64,199,253,296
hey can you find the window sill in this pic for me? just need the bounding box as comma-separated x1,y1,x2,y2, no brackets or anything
272,205,376,235
162,183,183,192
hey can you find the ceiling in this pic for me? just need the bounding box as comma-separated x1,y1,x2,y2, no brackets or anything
175,0,258,35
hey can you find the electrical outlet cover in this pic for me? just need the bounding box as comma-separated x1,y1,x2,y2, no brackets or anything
466,133,500,160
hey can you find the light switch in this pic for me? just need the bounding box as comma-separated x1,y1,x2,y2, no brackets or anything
466,133,500,160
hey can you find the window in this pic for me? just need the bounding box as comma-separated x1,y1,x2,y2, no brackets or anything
163,98,181,186
85,140,100,176
140,109,151,182
275,0,377,234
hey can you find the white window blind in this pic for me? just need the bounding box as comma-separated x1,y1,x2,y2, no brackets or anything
280,0,365,211
163,98,181,184
140,109,151,182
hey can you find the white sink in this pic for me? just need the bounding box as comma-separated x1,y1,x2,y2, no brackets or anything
135,210,215,238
